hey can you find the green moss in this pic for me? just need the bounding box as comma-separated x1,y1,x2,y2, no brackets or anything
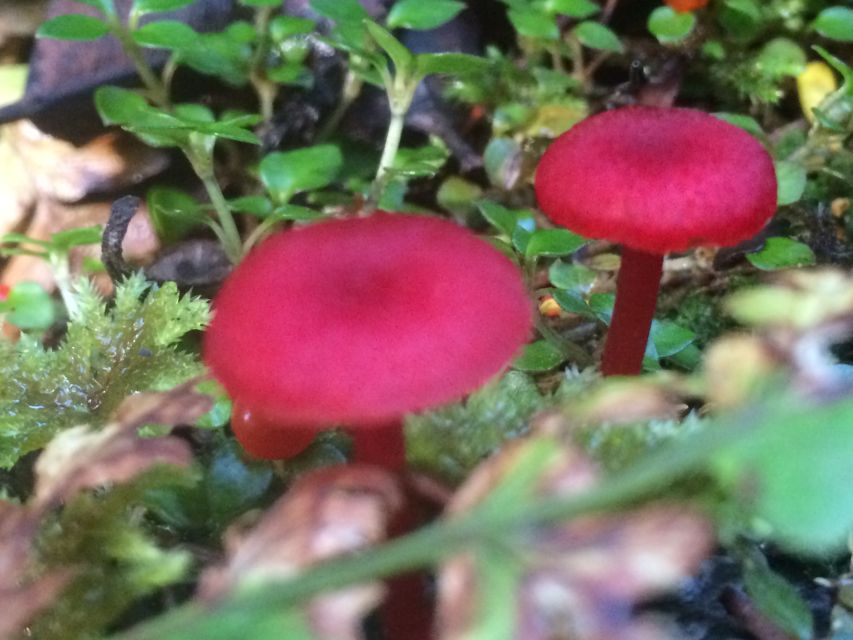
0,274,209,469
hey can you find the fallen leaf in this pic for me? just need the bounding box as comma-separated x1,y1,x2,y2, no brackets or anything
198,465,404,640
33,382,206,507
437,438,714,640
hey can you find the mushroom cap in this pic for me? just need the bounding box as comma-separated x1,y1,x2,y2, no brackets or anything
535,106,778,254
204,212,532,428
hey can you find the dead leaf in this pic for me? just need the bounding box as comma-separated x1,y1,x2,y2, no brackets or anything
198,465,405,640
33,383,207,507
0,501,73,638
8,121,169,203
437,438,714,640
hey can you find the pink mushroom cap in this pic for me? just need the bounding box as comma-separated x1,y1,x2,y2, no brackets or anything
204,212,533,429
535,106,778,254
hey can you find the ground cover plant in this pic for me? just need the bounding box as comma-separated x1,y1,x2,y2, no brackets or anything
0,0,852,638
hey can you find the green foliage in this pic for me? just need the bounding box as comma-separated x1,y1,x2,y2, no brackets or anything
36,14,110,41
32,468,194,640
747,237,816,271
648,6,696,44
406,372,545,482
813,6,853,42
0,274,209,468
0,282,57,331
259,144,343,205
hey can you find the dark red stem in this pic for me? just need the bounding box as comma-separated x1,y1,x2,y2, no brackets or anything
350,422,432,639
349,420,406,471
600,247,664,377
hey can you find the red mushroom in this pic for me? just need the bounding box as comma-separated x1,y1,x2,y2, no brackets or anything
204,212,532,470
535,106,777,376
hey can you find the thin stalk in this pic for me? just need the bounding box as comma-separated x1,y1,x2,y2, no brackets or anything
317,70,363,141
368,73,418,210
199,173,243,264
108,18,169,109
121,412,739,640
600,247,663,376
249,6,278,122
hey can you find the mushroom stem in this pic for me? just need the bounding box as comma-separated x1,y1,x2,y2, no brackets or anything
601,247,664,376
349,421,406,471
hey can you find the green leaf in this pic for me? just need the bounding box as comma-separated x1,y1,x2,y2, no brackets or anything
392,141,450,177
95,86,150,125
774,160,807,206
259,144,343,204
147,187,206,242
573,21,624,52
132,20,198,49
711,395,853,553
548,260,596,291
310,0,367,23
507,7,559,40
813,7,853,43
269,204,325,221
545,0,599,19
3,282,56,331
713,112,765,137
650,320,695,359
742,555,813,640
552,288,594,317
36,14,110,41
51,226,103,251
228,195,273,218
718,0,762,40
647,6,696,44
387,0,465,30
746,237,816,271
415,52,490,78
524,228,586,258
513,340,565,372
132,0,195,15
478,201,521,237
270,16,315,41
364,20,414,78
239,0,280,6
757,38,806,78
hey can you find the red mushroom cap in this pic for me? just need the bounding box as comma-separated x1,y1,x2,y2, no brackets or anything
535,106,778,254
204,212,532,429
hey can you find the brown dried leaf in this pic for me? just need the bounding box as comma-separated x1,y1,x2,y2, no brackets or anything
8,122,169,202
0,501,74,639
33,383,206,507
198,465,405,640
437,438,714,640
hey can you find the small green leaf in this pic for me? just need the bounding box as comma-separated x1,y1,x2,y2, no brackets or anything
552,289,594,317
548,260,596,291
228,195,273,218
259,144,343,204
507,7,559,40
270,16,315,41
392,142,450,177
513,340,565,372
545,0,599,19
3,282,56,331
713,112,765,137
95,86,150,125
648,6,696,44
747,237,816,271
364,20,414,78
573,21,624,52
718,0,762,40
415,53,490,78
774,160,807,206
36,14,110,40
309,0,367,23
132,20,198,50
68,0,116,15
524,228,586,258
387,0,464,30
478,201,521,237
650,320,695,359
757,38,806,78
51,226,103,251
269,204,324,221
147,187,206,242
813,7,853,43
239,0,280,6
132,0,195,15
